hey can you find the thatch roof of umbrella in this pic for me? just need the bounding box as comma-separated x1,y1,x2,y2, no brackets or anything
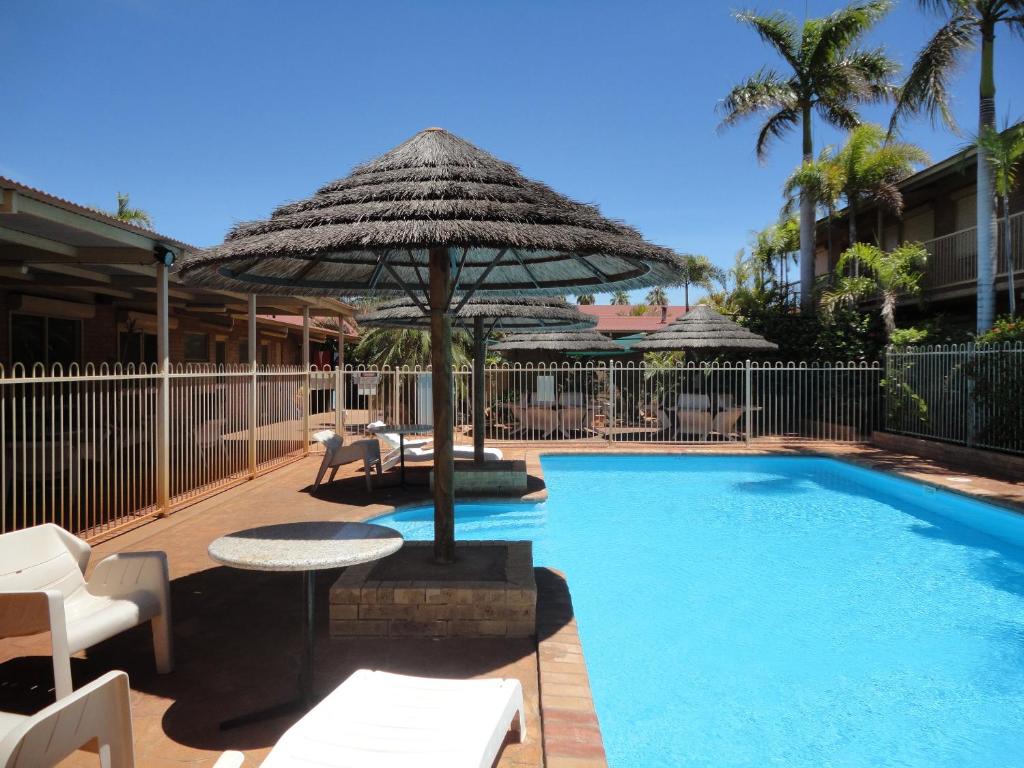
358,296,595,332
491,329,624,353
177,128,684,296
633,304,778,352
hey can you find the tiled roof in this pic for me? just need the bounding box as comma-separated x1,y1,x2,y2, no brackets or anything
0,175,195,250
259,314,358,339
576,305,688,334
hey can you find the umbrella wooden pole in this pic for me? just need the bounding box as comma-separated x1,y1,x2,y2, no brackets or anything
473,316,486,465
429,246,456,563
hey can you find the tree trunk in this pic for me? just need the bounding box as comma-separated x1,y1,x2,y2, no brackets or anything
472,316,486,463
849,197,859,277
976,25,998,332
826,212,834,284
1007,196,1017,318
429,246,455,564
684,283,690,309
799,107,816,311
882,290,896,340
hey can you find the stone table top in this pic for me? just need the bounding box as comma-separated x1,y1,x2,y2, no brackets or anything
208,521,403,572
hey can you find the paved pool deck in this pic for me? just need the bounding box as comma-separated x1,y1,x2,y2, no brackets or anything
1,438,1021,767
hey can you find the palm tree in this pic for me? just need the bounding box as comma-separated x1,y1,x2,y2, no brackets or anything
610,291,631,305
676,254,725,308
890,1,1024,331
751,218,801,289
829,126,928,276
645,286,669,307
111,192,153,228
833,124,929,250
575,294,596,305
784,127,927,275
784,148,843,268
720,1,897,310
353,326,473,369
977,123,1024,316
821,242,928,339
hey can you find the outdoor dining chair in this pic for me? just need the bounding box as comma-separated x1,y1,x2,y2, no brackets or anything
0,524,173,700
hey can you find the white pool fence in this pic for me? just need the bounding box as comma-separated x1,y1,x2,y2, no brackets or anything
2,347,1019,541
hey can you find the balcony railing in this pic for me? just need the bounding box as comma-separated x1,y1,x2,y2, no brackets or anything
919,211,1024,292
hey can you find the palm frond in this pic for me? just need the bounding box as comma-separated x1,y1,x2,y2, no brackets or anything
809,0,893,74
755,109,800,162
718,69,797,130
815,100,861,131
915,0,971,13
111,191,154,229
977,123,1024,196
733,10,801,69
820,274,875,315
645,286,669,306
888,12,976,134
835,48,901,102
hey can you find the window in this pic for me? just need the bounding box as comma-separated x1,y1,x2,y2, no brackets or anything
902,208,934,244
119,331,158,366
183,332,209,362
954,191,977,231
883,223,900,252
10,314,82,369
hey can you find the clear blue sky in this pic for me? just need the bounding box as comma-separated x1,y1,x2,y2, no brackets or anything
3,0,1022,305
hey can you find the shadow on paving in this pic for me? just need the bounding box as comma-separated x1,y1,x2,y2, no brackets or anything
0,555,569,759
300,464,547,505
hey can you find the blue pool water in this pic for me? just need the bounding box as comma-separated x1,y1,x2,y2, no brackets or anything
370,455,1024,767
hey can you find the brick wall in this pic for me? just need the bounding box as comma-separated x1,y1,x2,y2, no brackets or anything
330,541,537,639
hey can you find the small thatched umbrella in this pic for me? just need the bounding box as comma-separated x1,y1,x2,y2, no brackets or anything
490,329,624,354
633,304,778,354
358,297,595,462
178,127,684,563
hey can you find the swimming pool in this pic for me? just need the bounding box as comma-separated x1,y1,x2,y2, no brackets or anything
370,455,1024,767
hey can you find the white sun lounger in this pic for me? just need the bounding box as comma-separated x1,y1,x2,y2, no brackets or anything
311,431,382,491
251,670,525,768
367,421,503,469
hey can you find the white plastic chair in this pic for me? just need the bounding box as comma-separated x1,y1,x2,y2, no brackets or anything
0,524,173,700
257,670,525,768
0,670,134,768
311,431,382,491
0,669,243,768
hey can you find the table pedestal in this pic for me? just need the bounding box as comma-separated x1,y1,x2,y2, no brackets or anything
220,570,317,730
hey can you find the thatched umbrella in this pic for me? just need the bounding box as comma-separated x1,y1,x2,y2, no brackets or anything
358,297,595,462
178,127,683,563
633,304,778,354
490,329,624,354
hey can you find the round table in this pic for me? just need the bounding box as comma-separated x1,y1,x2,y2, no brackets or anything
209,521,403,729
